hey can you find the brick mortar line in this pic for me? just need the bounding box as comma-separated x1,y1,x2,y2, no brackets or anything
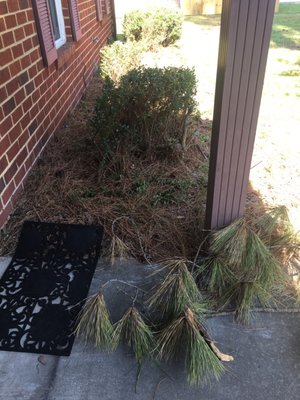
0,32,37,52
0,66,96,211
1,58,97,185
1,47,83,135
0,20,36,36
1,64,83,180
0,14,110,86
1,19,111,205
2,62,99,161
1,44,42,71
1,26,105,131
2,55,102,142
0,8,31,17
0,20,108,106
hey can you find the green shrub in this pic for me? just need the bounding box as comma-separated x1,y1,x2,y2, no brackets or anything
99,41,142,84
123,10,148,42
151,8,183,47
92,67,197,156
123,8,183,48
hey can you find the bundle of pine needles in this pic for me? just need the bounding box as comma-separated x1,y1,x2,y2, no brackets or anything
147,258,202,318
200,214,289,323
113,306,154,364
256,205,300,266
210,218,248,267
199,255,235,297
74,261,232,387
74,292,114,350
108,235,130,265
158,306,231,385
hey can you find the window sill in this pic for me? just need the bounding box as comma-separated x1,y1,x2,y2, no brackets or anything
56,42,76,71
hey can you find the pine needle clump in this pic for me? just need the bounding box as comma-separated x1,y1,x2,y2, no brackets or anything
146,259,233,385
256,205,300,266
210,218,248,267
199,255,235,297
74,258,233,387
158,306,229,385
200,210,292,323
113,306,154,364
74,292,114,350
108,235,130,265
147,258,202,318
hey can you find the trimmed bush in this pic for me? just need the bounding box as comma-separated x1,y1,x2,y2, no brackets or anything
123,10,147,42
92,67,197,156
99,41,143,84
123,8,183,49
151,8,183,47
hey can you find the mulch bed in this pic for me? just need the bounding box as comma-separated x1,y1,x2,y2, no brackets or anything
0,73,212,263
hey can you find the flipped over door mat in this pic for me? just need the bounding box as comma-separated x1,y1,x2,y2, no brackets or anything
0,221,103,356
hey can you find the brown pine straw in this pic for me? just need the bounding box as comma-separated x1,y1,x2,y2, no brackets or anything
0,73,211,262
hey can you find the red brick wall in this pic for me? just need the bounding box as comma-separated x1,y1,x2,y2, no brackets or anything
0,0,112,228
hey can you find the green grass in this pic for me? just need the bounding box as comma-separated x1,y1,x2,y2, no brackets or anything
184,14,221,29
116,33,125,41
185,3,300,50
279,2,300,14
280,69,300,77
272,3,300,49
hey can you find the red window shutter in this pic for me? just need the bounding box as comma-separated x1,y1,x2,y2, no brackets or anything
68,0,82,42
32,0,57,67
95,0,103,21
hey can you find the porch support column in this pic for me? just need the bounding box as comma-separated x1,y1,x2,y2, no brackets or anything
205,0,276,230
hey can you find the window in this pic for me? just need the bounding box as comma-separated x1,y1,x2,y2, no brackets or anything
48,0,66,49
96,0,111,19
32,0,82,67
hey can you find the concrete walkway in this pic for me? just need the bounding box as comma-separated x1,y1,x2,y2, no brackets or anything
0,257,300,400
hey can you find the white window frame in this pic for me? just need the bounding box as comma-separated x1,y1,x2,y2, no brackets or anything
50,0,66,49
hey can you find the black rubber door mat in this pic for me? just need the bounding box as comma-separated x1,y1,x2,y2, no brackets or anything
0,221,103,356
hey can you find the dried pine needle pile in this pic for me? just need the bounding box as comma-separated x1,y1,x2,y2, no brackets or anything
0,74,210,261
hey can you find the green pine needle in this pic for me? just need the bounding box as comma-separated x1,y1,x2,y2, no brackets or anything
210,218,248,267
109,235,130,265
205,216,289,322
113,307,154,364
241,230,286,288
200,256,237,296
228,281,275,324
74,292,114,350
158,307,225,385
256,205,294,238
255,205,300,264
147,258,202,317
